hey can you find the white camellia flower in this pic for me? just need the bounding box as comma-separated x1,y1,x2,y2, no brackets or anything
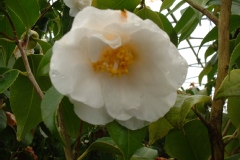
50,7,188,130
64,0,92,17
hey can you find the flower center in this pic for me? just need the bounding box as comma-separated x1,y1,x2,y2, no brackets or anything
92,45,135,77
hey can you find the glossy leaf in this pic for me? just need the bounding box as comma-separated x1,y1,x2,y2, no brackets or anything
166,1,186,16
214,69,240,99
10,55,51,141
41,86,64,143
149,117,173,145
62,5,74,35
165,120,211,160
174,7,198,34
158,13,178,46
194,0,209,6
78,137,122,160
4,0,40,29
229,43,240,70
179,18,198,42
160,0,175,11
36,39,52,55
62,97,82,138
37,49,52,77
0,13,24,66
225,153,240,160
228,97,240,128
130,147,158,160
92,0,141,11
199,15,240,50
136,8,163,29
0,68,19,93
0,110,7,131
165,94,211,128
107,121,147,160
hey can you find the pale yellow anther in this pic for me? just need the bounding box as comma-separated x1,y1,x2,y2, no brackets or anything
92,45,135,77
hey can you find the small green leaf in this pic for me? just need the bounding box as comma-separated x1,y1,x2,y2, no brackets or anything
36,39,52,55
166,1,186,16
0,68,19,93
229,43,240,70
92,0,141,11
37,48,52,77
62,5,74,35
225,153,240,160
136,8,163,29
174,7,197,34
214,69,240,99
158,13,178,46
160,0,175,11
149,117,173,145
130,147,158,160
204,44,217,62
4,0,40,29
228,97,240,128
10,55,50,141
107,121,147,160
78,137,123,160
165,120,211,160
165,94,211,128
179,18,198,42
41,86,65,143
0,110,7,131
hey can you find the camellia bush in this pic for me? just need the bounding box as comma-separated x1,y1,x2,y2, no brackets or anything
0,0,239,159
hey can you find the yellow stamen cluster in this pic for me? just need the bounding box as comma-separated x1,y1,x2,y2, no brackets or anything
92,45,134,77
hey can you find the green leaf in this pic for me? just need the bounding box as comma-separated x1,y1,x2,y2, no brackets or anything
62,5,74,35
166,1,186,16
107,121,147,160
158,13,178,46
165,94,211,128
225,153,240,160
92,0,141,11
37,48,52,77
199,15,240,50
229,43,240,70
149,117,173,145
136,8,163,29
193,0,209,6
0,14,24,66
174,7,198,34
0,68,18,93
214,69,240,99
160,0,175,11
204,44,217,62
228,97,240,128
62,97,83,138
10,54,50,141
41,86,65,143
36,39,52,55
4,0,40,29
0,109,7,131
130,147,158,160
179,17,198,42
78,137,123,160
165,120,211,160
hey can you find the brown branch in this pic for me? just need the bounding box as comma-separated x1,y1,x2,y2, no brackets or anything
192,105,211,128
224,129,239,146
58,105,74,160
184,0,218,26
0,32,14,41
4,10,44,99
222,120,232,137
209,0,232,159
74,120,84,159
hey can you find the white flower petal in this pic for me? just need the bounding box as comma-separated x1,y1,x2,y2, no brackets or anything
117,117,150,130
102,75,143,121
72,99,113,125
64,0,92,17
50,29,104,108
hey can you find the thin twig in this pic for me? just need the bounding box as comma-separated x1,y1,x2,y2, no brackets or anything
224,129,239,146
184,0,218,26
0,32,14,41
222,120,232,137
192,105,211,128
166,8,204,68
4,10,44,99
58,105,74,160
74,120,84,160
